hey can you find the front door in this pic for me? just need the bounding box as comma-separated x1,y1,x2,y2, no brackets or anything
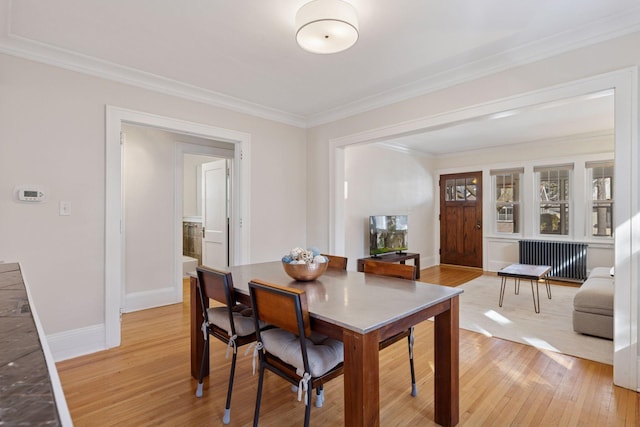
202,159,229,269
440,171,483,268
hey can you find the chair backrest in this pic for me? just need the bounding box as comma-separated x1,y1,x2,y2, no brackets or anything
196,266,238,329
363,260,417,280
322,254,348,270
248,279,311,338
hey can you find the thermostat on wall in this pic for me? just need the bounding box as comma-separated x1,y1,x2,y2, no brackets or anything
15,186,47,202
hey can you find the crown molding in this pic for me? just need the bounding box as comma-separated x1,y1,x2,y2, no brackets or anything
432,129,615,159
305,7,640,127
0,34,308,128
1,4,639,130
375,141,435,158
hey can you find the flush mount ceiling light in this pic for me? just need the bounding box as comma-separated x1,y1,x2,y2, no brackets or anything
295,0,359,54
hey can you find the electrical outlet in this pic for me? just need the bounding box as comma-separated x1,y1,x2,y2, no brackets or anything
59,201,71,216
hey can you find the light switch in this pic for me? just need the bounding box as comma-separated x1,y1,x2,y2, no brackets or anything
59,201,71,216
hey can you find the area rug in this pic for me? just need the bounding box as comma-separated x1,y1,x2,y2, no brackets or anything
457,275,613,365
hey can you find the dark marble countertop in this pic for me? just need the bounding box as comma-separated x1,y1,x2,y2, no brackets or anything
0,263,69,426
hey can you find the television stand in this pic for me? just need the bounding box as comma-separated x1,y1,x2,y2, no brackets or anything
357,252,420,279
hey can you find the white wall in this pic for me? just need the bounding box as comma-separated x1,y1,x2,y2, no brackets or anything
122,125,177,307
343,144,435,270
0,53,306,353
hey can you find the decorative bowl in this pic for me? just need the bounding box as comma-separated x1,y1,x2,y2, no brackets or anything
282,261,328,281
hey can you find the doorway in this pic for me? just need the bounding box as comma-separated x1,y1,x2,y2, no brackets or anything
105,106,251,348
183,153,233,270
439,171,483,268
201,158,231,269
328,69,638,391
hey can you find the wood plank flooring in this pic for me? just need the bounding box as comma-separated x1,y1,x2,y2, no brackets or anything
56,266,639,426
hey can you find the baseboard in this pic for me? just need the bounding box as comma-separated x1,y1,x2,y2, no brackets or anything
124,286,182,313
420,255,437,269
47,323,107,362
487,260,513,272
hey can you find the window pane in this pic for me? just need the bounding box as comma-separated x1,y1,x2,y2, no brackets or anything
496,173,519,202
592,203,613,237
465,177,477,201
456,178,466,201
496,203,519,233
592,177,612,200
539,168,570,202
445,179,455,201
540,203,569,235
592,165,613,201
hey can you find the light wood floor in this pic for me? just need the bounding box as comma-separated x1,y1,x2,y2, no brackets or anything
56,266,638,426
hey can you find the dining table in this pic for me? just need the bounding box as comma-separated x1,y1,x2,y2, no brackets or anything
189,261,462,427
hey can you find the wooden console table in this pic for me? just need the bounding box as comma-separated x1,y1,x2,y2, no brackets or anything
357,252,420,279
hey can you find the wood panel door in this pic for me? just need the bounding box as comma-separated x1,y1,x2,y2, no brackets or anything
440,171,483,268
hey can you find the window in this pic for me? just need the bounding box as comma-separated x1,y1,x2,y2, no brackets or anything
535,164,573,235
444,177,477,201
587,160,614,237
491,168,523,234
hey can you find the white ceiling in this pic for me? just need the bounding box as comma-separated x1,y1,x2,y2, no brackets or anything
0,0,635,152
381,90,615,155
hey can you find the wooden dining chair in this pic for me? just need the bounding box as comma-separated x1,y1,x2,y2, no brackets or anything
362,260,418,397
363,259,417,280
195,266,259,425
248,279,344,427
321,254,348,270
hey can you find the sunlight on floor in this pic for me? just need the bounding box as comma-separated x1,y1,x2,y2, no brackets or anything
523,336,559,352
483,309,512,325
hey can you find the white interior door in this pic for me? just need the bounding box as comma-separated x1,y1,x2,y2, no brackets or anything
202,159,228,268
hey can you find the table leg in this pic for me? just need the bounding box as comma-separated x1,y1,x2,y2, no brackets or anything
343,329,380,426
434,296,460,427
545,277,552,299
499,276,507,307
530,279,540,314
190,276,208,379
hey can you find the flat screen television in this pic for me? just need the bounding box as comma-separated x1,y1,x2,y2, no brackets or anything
369,215,408,256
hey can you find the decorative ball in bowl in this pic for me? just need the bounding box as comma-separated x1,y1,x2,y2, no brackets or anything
282,247,328,281
282,261,328,281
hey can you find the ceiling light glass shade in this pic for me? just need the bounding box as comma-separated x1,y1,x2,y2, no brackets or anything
296,0,359,54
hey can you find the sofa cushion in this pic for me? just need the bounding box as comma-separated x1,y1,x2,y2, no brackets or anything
588,267,614,280
573,277,614,317
573,310,614,340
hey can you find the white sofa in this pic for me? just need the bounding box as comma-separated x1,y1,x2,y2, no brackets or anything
572,267,614,340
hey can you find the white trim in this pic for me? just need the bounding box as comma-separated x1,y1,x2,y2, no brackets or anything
307,9,640,126
20,265,73,426
46,324,107,363
106,106,251,349
329,67,638,391
124,287,180,313
0,33,306,128
1,5,639,128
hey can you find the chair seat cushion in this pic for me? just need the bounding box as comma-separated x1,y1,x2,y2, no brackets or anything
261,328,343,378
208,306,257,337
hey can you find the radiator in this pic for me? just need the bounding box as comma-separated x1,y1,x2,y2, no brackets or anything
518,240,588,282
